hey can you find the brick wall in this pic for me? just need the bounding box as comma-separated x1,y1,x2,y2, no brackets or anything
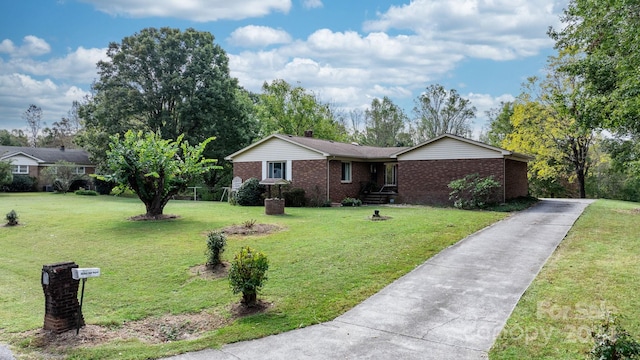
291,160,327,203
398,158,505,205
505,159,529,199
326,160,370,203
233,161,262,182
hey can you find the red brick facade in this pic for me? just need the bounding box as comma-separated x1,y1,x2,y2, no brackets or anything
232,160,374,203
504,159,529,199
397,158,506,205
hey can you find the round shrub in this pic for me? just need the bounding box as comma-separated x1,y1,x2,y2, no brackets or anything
229,246,269,306
235,178,265,206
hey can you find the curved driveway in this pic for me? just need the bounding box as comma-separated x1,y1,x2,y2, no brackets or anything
165,199,593,360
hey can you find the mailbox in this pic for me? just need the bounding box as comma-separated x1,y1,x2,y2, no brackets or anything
72,268,100,280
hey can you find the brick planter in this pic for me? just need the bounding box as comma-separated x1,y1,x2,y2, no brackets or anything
264,198,285,215
42,262,84,333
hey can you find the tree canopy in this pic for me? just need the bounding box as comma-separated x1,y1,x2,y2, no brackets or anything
256,79,347,141
361,96,412,147
103,130,219,218
78,27,256,171
413,84,475,141
550,0,640,134
22,104,42,147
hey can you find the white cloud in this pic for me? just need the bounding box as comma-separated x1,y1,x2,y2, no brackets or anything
0,74,90,130
228,26,292,48
0,36,51,58
79,0,292,21
364,0,563,60
302,0,323,9
1,47,106,84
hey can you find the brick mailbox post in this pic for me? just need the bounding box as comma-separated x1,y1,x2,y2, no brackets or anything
42,262,84,333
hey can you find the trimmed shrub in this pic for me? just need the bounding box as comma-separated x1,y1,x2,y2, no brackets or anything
75,189,98,196
448,173,501,209
590,314,640,360
283,187,306,207
5,210,18,226
205,231,226,267
94,178,116,195
341,197,362,207
229,246,269,306
7,175,36,192
235,178,265,206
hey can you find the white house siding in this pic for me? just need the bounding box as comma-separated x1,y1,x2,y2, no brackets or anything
231,137,326,162
2,154,40,166
397,137,503,161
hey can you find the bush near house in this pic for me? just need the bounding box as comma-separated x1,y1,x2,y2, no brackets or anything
282,187,306,207
341,197,362,207
6,175,37,192
448,173,501,209
235,178,266,206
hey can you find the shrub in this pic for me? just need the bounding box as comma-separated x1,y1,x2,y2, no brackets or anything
229,246,269,306
94,177,116,195
448,173,501,209
75,189,98,196
283,187,306,207
590,314,640,360
235,178,265,206
5,210,18,226
341,197,362,207
243,219,257,229
205,231,226,268
7,175,36,192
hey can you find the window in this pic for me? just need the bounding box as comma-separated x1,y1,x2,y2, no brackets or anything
74,167,86,175
341,162,352,183
267,161,286,179
11,165,28,174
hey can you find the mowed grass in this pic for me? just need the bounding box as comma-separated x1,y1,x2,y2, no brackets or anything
0,193,506,359
490,199,640,359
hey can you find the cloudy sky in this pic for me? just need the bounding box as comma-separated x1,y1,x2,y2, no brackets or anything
0,0,567,137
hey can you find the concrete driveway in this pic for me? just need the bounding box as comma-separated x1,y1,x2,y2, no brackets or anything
0,199,592,360
164,198,593,360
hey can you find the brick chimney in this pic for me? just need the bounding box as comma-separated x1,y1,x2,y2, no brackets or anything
304,130,313,138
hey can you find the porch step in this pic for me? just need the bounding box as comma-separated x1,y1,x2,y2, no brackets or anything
361,192,395,205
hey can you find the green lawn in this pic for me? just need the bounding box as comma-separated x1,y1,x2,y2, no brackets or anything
0,193,506,359
490,199,640,359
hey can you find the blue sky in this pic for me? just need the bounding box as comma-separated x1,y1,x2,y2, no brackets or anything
0,0,567,137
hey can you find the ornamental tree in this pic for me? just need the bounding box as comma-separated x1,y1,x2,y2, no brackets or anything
103,130,219,218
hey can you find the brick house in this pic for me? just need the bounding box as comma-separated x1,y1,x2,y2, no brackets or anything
0,145,96,191
225,133,530,205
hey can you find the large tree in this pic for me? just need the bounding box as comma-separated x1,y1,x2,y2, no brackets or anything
413,84,476,141
22,104,43,147
504,53,596,198
78,27,256,176
256,79,346,140
361,96,412,147
103,130,219,218
550,0,640,134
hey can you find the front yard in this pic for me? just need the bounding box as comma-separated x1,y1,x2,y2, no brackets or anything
0,193,506,359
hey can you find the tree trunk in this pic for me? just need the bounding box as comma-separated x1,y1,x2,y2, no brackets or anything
576,167,586,199
242,292,257,307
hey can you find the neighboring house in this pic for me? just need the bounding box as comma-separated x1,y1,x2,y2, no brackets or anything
0,145,96,191
225,132,530,205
